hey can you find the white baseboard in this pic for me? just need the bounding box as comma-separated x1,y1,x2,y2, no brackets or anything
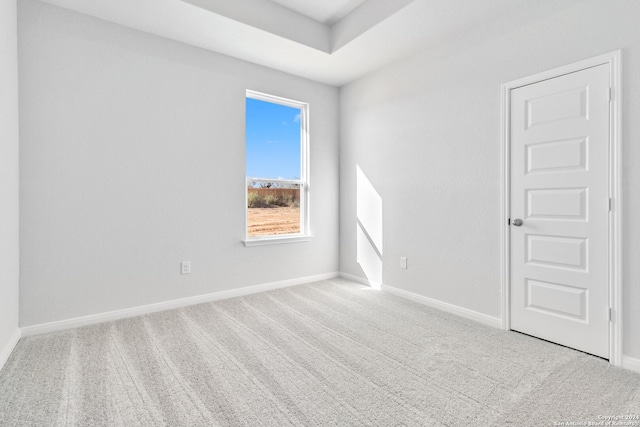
21,272,340,337
339,272,381,289
338,273,502,328
622,356,640,374
0,328,21,372
382,284,503,329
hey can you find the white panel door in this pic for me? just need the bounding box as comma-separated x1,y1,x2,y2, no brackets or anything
510,64,610,358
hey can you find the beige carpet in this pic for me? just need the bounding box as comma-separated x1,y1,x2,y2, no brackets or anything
1,278,639,426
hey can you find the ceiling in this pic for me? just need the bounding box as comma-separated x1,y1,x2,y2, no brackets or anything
267,0,367,25
35,0,576,87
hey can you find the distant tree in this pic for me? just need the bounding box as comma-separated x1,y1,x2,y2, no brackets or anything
259,182,279,189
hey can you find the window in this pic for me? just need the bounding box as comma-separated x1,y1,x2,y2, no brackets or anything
245,90,309,245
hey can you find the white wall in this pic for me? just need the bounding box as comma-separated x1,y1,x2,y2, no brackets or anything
18,0,339,326
0,0,20,365
340,0,640,359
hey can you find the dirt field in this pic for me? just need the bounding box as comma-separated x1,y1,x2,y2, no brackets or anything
248,207,300,237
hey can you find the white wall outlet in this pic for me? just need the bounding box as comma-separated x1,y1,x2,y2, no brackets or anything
400,257,407,269
181,261,191,275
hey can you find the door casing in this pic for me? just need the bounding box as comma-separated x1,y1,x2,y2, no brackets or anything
500,50,623,366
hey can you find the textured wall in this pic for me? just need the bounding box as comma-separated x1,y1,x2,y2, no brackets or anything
0,0,20,363
340,0,640,358
18,0,339,326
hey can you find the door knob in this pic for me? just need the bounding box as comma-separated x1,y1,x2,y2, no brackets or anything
512,218,523,227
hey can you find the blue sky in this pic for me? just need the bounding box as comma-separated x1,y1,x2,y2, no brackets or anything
246,98,301,180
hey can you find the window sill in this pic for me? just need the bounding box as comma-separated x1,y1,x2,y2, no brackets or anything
243,235,312,247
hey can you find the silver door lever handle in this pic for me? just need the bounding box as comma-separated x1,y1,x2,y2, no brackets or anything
512,218,523,227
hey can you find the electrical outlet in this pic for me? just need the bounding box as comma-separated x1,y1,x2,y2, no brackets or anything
400,257,407,269
181,261,191,275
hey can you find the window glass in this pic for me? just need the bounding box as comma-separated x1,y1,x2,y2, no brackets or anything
246,98,301,180
245,92,308,241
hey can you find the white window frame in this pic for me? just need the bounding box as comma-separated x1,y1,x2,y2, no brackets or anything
244,90,310,246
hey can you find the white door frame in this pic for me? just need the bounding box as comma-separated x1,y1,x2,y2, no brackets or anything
500,50,623,366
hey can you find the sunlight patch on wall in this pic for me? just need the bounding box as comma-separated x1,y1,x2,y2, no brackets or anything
356,165,382,289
